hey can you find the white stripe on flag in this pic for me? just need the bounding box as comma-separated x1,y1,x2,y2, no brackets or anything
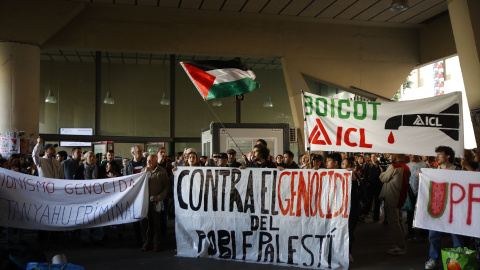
207,68,256,84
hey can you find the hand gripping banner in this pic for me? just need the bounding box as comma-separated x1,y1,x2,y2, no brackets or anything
0,168,149,231
175,167,352,270
302,91,464,157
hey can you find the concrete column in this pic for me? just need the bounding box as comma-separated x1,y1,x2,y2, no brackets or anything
448,0,480,145
0,42,40,140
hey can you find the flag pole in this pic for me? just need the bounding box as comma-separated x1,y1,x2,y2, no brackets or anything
301,90,312,167
204,100,245,157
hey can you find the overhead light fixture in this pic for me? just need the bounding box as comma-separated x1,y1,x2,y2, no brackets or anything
45,89,57,103
263,96,273,108
46,63,57,103
104,91,115,104
263,64,273,108
390,0,409,11
160,92,170,106
212,99,222,107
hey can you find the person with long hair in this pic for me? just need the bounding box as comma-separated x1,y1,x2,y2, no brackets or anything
173,151,201,173
105,160,121,178
184,151,201,166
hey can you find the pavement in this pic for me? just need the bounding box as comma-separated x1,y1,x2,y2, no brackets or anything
1,215,457,270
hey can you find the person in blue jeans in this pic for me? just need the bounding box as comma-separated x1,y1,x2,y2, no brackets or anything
424,146,464,270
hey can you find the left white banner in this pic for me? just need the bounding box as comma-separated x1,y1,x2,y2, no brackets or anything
0,168,149,231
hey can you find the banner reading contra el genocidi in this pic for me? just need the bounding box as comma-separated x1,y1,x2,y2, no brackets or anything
175,167,352,270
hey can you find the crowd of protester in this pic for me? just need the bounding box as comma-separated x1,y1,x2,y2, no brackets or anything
1,137,479,269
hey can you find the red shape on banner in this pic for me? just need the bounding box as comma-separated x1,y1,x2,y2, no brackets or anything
388,131,395,144
308,118,332,145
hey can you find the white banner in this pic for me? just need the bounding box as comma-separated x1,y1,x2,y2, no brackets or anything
414,169,480,238
302,91,464,157
175,167,352,269
0,168,148,231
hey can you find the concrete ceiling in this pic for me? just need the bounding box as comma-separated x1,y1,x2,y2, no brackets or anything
71,0,448,25
38,0,448,66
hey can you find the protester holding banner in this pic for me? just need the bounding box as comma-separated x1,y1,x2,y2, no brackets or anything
62,147,82,179
424,146,465,270
185,151,202,166
75,151,105,245
299,154,310,169
275,155,283,167
311,154,325,169
105,161,122,178
406,155,429,240
246,144,276,168
215,153,228,167
379,153,410,256
278,151,299,170
226,149,242,168
140,154,170,252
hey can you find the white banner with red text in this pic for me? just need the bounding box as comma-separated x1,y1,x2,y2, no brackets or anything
174,167,352,270
0,168,148,231
302,91,464,157
414,168,480,238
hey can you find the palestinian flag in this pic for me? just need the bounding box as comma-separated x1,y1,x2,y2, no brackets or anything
180,59,260,100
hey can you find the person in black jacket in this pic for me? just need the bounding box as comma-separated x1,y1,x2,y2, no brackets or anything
278,150,299,170
362,153,384,222
246,144,276,168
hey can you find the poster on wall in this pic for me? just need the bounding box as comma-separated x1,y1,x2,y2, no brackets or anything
0,137,8,156
434,61,445,96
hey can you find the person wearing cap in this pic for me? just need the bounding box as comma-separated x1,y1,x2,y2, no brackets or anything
33,137,64,179
215,153,228,167
32,136,65,249
226,149,242,168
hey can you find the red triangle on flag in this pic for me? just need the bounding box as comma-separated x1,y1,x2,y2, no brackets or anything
309,118,332,145
11,138,17,143
182,63,216,100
